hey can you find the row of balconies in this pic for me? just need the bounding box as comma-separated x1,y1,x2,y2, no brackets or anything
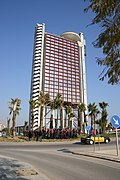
34,114,39,119
34,43,42,48
33,65,40,71
32,87,39,93
32,91,39,96
33,65,40,69
33,68,40,72
33,59,40,64
33,64,40,69
36,28,42,31
33,68,40,74
32,93,39,99
32,89,40,94
34,58,41,62
33,75,40,80
33,55,41,60
33,108,38,113
32,76,40,82
30,25,44,128
33,69,40,75
35,47,41,51
31,96,38,101
32,81,39,87
32,88,39,93
32,80,39,86
35,30,43,34
35,34,42,38
35,32,42,36
34,53,41,57
32,83,40,89
33,58,41,63
34,54,41,58
35,40,42,45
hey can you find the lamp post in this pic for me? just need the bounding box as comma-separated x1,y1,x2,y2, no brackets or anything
93,115,96,152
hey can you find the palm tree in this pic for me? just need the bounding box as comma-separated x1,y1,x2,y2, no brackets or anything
99,102,108,133
64,105,68,128
29,99,37,131
24,121,28,131
65,105,73,128
78,103,86,132
54,93,63,129
69,112,75,129
88,103,99,130
106,122,113,132
50,101,55,129
7,118,11,135
38,91,50,129
8,98,21,137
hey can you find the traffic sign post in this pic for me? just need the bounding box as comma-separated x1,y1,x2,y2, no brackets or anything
86,125,91,131
86,125,91,135
111,115,120,157
111,115,120,129
115,128,119,157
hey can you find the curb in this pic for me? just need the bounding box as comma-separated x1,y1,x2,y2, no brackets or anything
72,151,120,163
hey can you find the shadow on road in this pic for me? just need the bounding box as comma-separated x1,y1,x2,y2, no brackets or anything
72,142,82,145
57,148,73,153
72,142,88,146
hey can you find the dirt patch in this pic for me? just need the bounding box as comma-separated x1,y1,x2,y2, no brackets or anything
16,168,38,176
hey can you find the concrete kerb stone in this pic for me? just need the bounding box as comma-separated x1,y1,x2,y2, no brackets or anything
72,151,120,163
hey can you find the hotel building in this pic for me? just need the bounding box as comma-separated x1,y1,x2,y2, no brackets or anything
29,23,87,130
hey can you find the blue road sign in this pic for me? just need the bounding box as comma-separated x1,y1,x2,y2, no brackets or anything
86,125,91,131
111,115,120,128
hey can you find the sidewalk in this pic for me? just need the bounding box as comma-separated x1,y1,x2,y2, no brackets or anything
72,148,120,163
0,155,49,180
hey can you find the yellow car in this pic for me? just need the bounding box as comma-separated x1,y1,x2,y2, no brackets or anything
81,134,110,145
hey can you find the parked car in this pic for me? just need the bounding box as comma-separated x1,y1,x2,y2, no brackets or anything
81,134,110,145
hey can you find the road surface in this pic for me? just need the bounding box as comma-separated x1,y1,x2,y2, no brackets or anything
0,141,120,180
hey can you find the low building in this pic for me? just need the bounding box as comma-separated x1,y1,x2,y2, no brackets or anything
0,122,5,131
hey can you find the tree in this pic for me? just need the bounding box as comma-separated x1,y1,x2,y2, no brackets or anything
69,112,75,129
7,118,11,135
29,99,37,131
50,101,55,129
78,103,86,132
65,105,74,128
88,103,99,130
106,122,113,132
8,98,21,137
54,93,63,129
99,102,108,133
64,104,69,128
24,121,28,131
84,0,120,84
38,91,50,129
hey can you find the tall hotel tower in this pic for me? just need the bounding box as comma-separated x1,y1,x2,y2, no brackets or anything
29,23,87,130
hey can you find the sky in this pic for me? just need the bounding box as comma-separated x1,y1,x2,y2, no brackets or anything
0,0,119,127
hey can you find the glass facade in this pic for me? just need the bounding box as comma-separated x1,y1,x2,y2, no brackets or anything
44,33,81,104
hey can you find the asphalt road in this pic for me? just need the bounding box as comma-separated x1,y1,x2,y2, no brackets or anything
0,141,120,180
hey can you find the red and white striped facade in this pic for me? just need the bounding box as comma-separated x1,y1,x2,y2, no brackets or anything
30,23,87,130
